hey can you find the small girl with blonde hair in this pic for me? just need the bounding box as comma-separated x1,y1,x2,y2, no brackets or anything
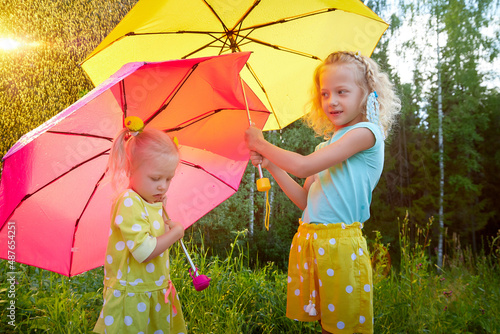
246,51,400,333
94,117,187,334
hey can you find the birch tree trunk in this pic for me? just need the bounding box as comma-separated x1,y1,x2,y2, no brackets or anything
250,170,255,236
436,13,444,269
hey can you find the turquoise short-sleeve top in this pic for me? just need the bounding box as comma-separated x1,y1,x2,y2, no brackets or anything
302,122,384,225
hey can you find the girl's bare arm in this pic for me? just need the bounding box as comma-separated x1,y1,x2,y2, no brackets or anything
246,126,375,178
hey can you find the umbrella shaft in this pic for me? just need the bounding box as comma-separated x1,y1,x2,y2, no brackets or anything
258,164,264,179
180,239,198,276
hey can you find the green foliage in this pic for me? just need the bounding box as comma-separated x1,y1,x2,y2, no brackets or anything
0,232,322,334
368,0,500,261
478,90,500,238
0,264,103,333
373,215,500,333
1,223,499,333
172,231,320,334
424,0,499,248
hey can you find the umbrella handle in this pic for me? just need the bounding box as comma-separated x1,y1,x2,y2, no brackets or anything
180,239,211,291
256,164,271,192
256,163,271,231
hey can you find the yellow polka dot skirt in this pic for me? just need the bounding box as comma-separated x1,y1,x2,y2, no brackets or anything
286,221,373,333
93,284,186,334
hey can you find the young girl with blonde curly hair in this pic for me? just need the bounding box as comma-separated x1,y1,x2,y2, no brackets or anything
245,51,401,334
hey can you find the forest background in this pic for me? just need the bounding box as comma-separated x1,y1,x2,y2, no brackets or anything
2,0,498,269
0,0,499,332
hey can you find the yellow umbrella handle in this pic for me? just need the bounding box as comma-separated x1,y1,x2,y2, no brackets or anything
256,165,271,192
256,162,271,231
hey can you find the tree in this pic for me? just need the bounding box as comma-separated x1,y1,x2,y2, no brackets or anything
398,0,500,261
432,0,497,250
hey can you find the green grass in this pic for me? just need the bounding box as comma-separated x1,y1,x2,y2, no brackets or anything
373,217,500,333
1,224,499,333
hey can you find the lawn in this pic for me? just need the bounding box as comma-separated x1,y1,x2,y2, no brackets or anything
1,220,499,333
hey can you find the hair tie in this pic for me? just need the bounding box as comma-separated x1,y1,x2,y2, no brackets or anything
366,91,385,139
124,116,144,136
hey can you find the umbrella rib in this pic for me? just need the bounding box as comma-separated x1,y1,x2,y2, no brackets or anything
240,8,337,30
143,63,199,126
229,0,261,31
68,170,107,276
209,0,260,55
126,30,226,36
121,80,128,117
162,107,268,133
46,131,113,142
180,160,238,192
215,37,280,128
164,109,224,132
124,32,233,59
238,8,386,31
202,0,230,33
218,33,233,55
3,150,111,225
230,25,321,61
181,38,224,59
118,32,233,60
241,61,281,128
74,171,107,230
240,35,321,60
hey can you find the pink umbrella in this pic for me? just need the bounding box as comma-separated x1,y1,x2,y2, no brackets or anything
0,52,269,277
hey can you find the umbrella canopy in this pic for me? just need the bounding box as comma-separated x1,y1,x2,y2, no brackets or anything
81,0,388,130
0,52,269,276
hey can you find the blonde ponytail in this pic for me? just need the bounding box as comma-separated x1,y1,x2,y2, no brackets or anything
107,128,131,195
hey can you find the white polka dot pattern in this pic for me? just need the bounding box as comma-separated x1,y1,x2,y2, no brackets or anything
95,190,187,333
286,222,373,333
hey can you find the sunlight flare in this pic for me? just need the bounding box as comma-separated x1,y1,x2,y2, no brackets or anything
0,37,21,51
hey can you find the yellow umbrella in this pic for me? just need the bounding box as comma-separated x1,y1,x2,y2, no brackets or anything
81,0,388,130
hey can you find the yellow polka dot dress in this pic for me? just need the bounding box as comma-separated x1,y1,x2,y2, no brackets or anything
93,190,187,334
